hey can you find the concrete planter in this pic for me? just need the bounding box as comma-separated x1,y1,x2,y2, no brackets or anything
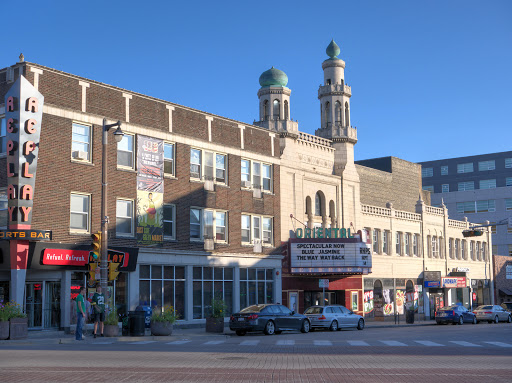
150,321,173,336
205,317,224,333
104,324,119,337
9,317,28,340
0,321,9,340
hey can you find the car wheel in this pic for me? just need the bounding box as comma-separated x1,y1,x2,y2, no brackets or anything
508,315,512,323
494,316,499,324
472,317,477,325
235,330,246,336
357,318,365,330
300,319,310,333
264,320,275,335
458,316,463,325
329,320,338,331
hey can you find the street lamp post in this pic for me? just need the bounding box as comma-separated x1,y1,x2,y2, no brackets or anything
101,118,124,296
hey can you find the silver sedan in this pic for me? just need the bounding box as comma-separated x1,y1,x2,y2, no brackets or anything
473,305,512,323
304,305,365,331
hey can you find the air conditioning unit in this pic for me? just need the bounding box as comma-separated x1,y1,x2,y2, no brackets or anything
253,240,262,253
204,238,215,251
241,180,252,188
253,188,262,199
72,150,88,161
204,179,215,191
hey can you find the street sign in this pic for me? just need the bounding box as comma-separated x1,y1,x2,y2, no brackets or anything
319,279,329,288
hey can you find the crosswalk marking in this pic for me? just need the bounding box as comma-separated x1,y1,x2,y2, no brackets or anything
127,341,156,345
380,340,407,346
240,340,260,346
484,341,512,348
415,341,444,347
313,340,332,346
166,340,191,345
203,340,225,345
450,341,481,347
347,340,370,346
276,340,295,346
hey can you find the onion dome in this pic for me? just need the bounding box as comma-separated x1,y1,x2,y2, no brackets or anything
326,39,341,59
259,66,288,87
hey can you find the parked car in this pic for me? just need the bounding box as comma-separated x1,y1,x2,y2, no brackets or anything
473,305,512,324
303,305,365,331
500,302,512,312
229,304,310,336
435,305,477,325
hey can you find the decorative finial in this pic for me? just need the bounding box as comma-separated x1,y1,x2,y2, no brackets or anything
417,193,424,202
19,53,25,62
326,40,340,59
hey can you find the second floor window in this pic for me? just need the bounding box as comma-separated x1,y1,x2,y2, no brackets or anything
190,208,227,242
457,163,473,173
70,193,90,232
190,149,227,184
241,159,272,192
117,134,134,169
440,165,448,175
116,199,134,237
71,123,91,162
164,143,175,176
241,214,273,245
421,167,433,178
372,229,379,253
163,204,175,240
396,232,402,255
478,160,495,171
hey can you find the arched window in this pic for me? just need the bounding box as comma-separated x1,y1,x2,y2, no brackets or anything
284,100,289,120
305,196,312,216
344,102,350,127
273,100,280,120
325,102,331,126
335,101,342,125
329,200,335,218
315,192,322,216
263,100,269,120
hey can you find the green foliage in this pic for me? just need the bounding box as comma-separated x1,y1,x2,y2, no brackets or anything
209,298,227,318
151,306,177,324
0,301,26,321
104,308,119,326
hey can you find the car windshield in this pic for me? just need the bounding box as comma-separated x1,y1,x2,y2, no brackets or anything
304,307,323,314
240,305,266,313
476,305,492,310
440,306,458,311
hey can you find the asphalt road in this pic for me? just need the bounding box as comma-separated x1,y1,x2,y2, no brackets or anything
1,322,512,382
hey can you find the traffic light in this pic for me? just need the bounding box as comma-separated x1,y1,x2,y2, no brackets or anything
109,262,120,281
463,229,483,237
88,262,99,285
91,231,101,260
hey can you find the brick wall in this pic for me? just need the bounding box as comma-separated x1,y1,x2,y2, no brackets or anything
493,255,512,302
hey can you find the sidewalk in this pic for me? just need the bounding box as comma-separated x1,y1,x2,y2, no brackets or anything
0,319,436,345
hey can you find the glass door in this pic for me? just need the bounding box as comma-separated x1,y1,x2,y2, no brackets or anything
25,282,43,328
44,282,61,328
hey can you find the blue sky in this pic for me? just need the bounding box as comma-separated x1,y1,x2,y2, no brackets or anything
3,0,511,162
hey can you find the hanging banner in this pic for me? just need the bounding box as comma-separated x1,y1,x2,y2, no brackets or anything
136,136,164,245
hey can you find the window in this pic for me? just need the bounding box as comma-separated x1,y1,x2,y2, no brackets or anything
351,291,358,311
241,159,272,192
479,179,496,189
372,229,380,254
70,193,90,232
0,189,6,228
461,240,466,259
241,214,273,246
442,184,449,193
457,163,473,173
240,268,274,309
116,199,134,237
449,239,454,259
506,199,512,211
506,158,512,168
0,117,6,155
117,134,134,168
508,225,512,234
476,242,481,261
431,236,439,258
383,230,389,254
71,122,91,161
441,166,448,175
457,200,495,213
455,239,460,259
190,149,227,183
190,149,201,179
273,100,280,120
458,181,474,191
193,266,234,319
490,223,496,234
163,204,175,240
422,167,433,178
413,235,419,257
190,208,227,242
315,193,322,216
470,241,475,260
139,265,185,319
478,160,495,171
422,185,434,192
506,177,512,187
405,233,411,256
396,232,402,255
509,245,512,257
164,143,175,176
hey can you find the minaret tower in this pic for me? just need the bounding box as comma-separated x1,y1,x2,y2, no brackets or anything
254,67,298,134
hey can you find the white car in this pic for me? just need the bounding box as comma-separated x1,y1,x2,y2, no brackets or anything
473,305,512,323
304,305,364,331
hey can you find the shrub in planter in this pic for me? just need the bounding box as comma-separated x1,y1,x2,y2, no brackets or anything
206,298,226,333
2,301,27,340
151,306,177,336
0,301,9,340
103,308,119,337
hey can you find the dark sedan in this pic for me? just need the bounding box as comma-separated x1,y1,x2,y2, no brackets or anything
229,304,310,336
435,305,477,325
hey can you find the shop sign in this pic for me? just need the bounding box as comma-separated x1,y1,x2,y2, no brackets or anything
472,292,477,301
442,277,466,288
0,229,52,240
363,290,374,313
424,281,441,288
289,238,372,274
43,249,89,266
454,267,470,273
294,227,355,239
506,265,512,280
318,279,329,288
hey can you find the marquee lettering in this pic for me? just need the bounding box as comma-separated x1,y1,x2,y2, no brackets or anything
7,118,16,133
7,185,16,199
20,206,32,222
22,163,33,178
20,185,33,200
25,97,38,112
23,141,36,155
6,96,15,112
25,119,37,134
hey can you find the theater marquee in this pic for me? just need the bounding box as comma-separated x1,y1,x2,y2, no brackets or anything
289,238,372,274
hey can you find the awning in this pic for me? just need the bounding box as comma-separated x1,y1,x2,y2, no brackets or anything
499,288,512,296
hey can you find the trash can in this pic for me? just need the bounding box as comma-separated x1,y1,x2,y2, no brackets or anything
128,311,145,336
406,310,415,324
135,305,153,328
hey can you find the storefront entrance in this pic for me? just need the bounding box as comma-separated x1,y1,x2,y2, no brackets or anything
429,291,444,319
25,281,61,329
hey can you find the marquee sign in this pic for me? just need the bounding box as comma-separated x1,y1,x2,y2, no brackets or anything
289,238,372,274
0,229,52,240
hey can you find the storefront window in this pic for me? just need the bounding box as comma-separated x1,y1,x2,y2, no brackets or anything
139,265,185,319
193,266,233,319
240,267,274,309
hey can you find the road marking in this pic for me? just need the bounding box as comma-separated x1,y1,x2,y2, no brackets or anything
166,340,191,345
347,340,370,346
276,340,295,346
127,341,156,345
380,340,407,346
240,340,260,346
415,341,444,347
485,341,512,348
450,341,481,347
313,340,332,346
203,340,225,345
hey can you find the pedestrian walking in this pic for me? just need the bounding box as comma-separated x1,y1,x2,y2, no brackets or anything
75,286,86,341
92,285,106,338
